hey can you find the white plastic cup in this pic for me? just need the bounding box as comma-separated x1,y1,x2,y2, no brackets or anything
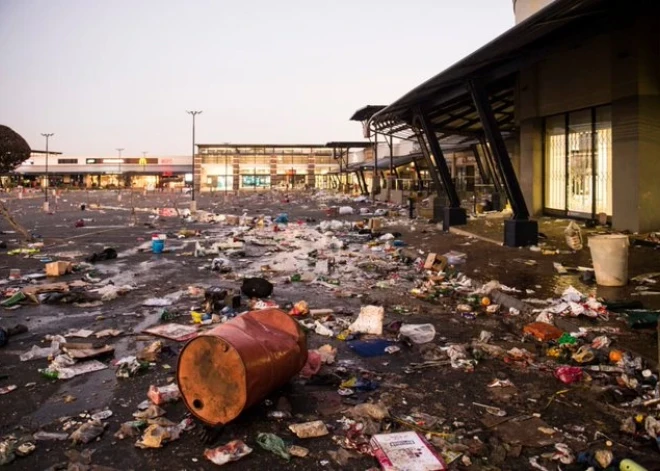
588,234,629,286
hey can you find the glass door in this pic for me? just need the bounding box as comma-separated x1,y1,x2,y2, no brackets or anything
543,105,612,218
544,115,566,211
567,110,593,215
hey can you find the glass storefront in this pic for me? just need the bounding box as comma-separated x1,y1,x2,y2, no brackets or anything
544,105,612,218
241,175,271,188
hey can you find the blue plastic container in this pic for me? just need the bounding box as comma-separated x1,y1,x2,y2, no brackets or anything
152,239,165,254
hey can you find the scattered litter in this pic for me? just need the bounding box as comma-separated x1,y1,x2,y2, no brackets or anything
205,440,253,466
288,420,329,438
399,323,436,344
143,323,198,342
371,432,447,471
71,420,106,444
147,384,181,405
349,305,384,335
256,433,290,461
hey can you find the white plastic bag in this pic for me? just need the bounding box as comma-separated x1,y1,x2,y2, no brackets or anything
399,324,436,344
349,305,384,335
564,221,583,251
338,206,354,215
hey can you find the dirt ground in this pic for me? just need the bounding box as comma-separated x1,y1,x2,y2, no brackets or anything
1,189,659,470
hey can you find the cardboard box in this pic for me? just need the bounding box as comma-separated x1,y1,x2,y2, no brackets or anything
369,217,383,231
424,253,438,270
424,254,448,272
371,432,447,471
225,215,240,226
46,261,72,277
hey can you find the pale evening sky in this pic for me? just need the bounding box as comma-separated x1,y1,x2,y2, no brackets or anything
0,0,514,157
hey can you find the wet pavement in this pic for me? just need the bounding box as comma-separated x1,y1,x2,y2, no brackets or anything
1,190,659,470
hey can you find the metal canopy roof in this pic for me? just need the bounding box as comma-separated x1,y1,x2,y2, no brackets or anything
374,153,422,170
371,0,615,137
325,141,372,148
30,149,63,155
197,143,329,149
350,105,386,122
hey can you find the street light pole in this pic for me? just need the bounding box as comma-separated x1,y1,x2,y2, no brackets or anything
186,110,202,211
41,133,54,211
141,151,148,181
116,148,124,187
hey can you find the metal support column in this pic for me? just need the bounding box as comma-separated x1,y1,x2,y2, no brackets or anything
412,159,422,185
413,109,460,207
413,108,466,229
480,138,504,194
371,133,378,201
470,144,489,184
469,80,537,246
357,169,368,195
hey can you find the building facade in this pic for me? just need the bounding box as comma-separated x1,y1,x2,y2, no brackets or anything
14,154,192,189
515,1,659,232
370,0,660,235
195,144,338,192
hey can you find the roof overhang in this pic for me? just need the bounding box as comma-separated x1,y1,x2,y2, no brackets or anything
370,0,622,140
325,141,372,148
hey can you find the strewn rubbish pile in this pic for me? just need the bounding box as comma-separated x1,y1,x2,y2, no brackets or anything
1,201,658,470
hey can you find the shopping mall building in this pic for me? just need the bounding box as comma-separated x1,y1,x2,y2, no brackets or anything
12,145,344,191
13,153,192,189
194,144,337,192
370,0,660,241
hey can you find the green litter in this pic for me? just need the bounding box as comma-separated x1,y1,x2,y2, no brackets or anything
7,248,40,256
557,333,578,345
256,433,290,461
0,292,26,308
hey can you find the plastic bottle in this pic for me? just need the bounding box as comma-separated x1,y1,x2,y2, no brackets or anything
620,459,648,471
39,369,59,380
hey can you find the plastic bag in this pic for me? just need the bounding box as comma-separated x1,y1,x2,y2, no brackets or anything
554,366,583,384
338,206,354,215
70,420,105,444
349,305,384,335
399,324,436,344
205,440,253,466
564,221,583,251
20,341,61,362
256,433,290,461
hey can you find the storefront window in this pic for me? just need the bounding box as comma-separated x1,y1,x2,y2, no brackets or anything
543,105,612,217
544,115,566,211
241,175,271,188
595,106,612,215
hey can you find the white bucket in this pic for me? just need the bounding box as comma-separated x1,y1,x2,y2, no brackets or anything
588,234,629,286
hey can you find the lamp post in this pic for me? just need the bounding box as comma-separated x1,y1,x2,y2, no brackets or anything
41,133,54,212
116,148,124,187
186,110,202,212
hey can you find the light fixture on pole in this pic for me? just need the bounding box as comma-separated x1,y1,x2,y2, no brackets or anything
41,132,54,211
116,148,124,187
140,151,148,177
186,110,202,211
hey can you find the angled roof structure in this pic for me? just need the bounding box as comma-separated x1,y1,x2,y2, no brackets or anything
370,0,614,138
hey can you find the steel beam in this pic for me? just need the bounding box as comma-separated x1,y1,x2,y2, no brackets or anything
413,108,461,208
469,79,529,219
357,169,368,195
412,159,422,181
470,144,489,184
470,80,536,246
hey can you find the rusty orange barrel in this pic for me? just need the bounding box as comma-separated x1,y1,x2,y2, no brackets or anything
177,308,307,426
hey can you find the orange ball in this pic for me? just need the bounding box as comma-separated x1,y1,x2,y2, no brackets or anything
609,350,623,363
481,297,491,307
